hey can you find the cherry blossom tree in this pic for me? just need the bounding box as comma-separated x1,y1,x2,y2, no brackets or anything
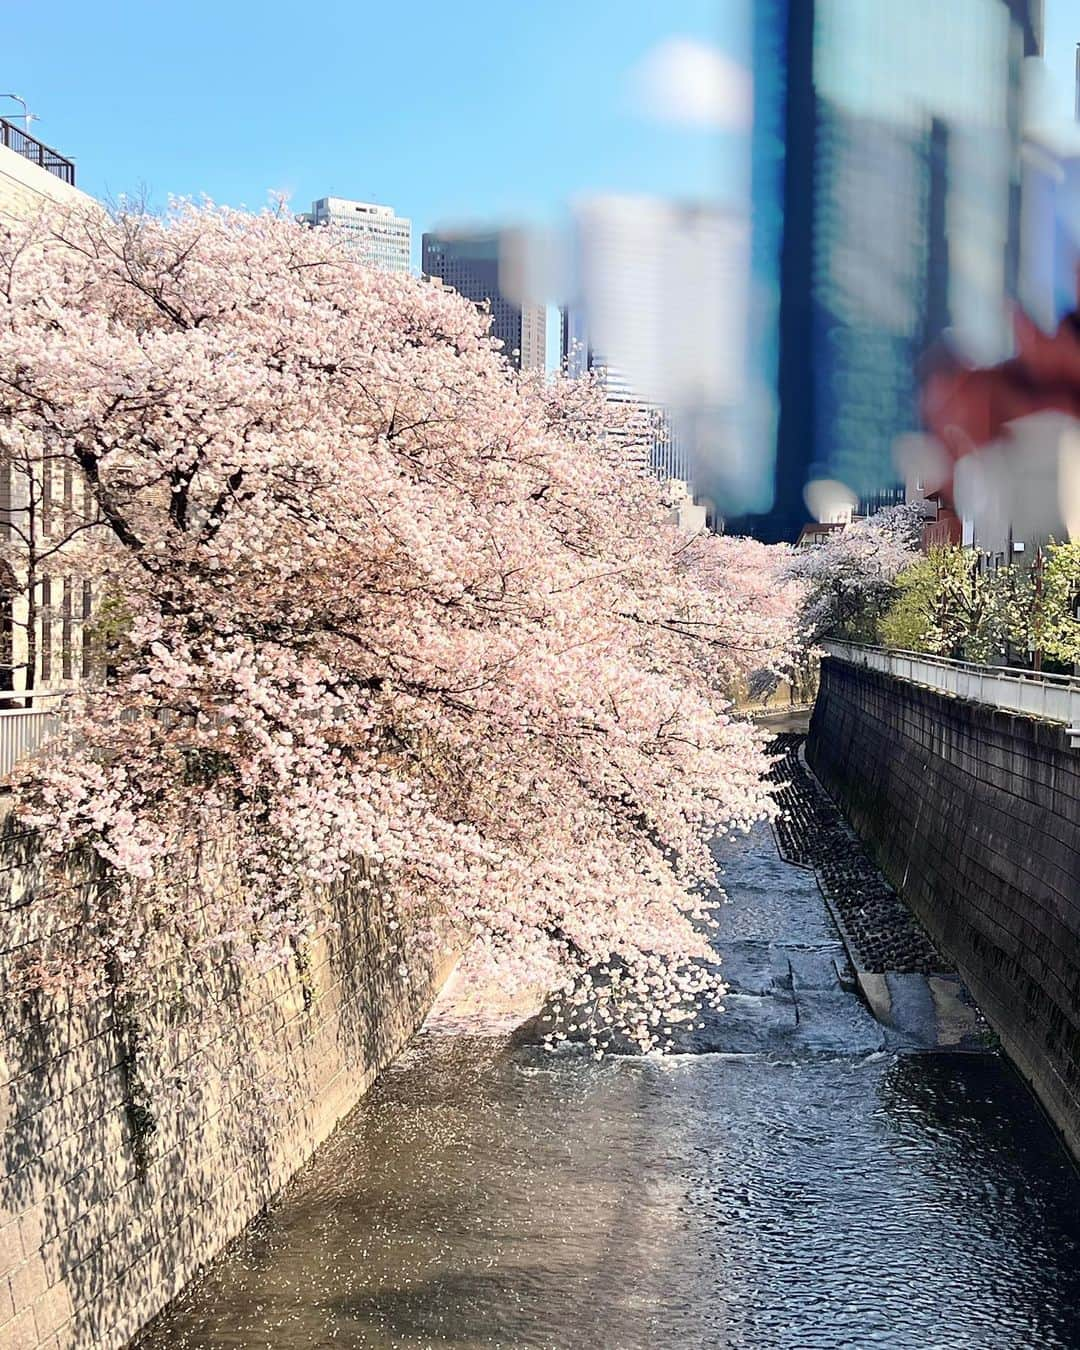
786,503,922,646
532,372,802,692
0,202,795,1050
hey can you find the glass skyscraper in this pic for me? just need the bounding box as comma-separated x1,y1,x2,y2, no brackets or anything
729,0,1041,543
421,231,546,372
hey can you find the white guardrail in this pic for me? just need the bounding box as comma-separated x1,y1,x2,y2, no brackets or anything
0,689,66,781
822,641,1080,744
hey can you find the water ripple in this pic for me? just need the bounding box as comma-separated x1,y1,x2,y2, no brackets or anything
139,826,1080,1350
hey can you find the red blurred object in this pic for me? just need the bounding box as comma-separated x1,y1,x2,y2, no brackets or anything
921,308,1080,512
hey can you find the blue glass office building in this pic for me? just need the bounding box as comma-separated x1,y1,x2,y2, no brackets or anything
728,0,1041,542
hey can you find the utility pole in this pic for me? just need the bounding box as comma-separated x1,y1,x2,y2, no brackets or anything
1033,546,1045,673
0,94,35,131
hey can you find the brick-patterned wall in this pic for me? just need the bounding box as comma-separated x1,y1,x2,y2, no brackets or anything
0,815,450,1350
807,658,1080,1158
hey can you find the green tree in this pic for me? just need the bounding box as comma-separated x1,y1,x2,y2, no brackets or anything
880,547,1012,661
1031,541,1080,669
879,555,939,652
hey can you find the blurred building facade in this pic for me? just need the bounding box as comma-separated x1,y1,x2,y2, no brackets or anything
559,306,691,483
421,230,546,371
1019,126,1080,330
561,196,749,510
297,196,411,274
731,0,1043,544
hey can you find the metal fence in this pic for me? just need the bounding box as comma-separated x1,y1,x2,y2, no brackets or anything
0,689,66,779
822,641,1080,740
0,117,76,186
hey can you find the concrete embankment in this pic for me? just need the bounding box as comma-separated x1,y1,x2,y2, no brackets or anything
0,823,450,1350
807,656,1080,1159
768,735,985,1053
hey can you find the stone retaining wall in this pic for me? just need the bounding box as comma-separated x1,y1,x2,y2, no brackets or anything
807,657,1080,1157
0,819,449,1350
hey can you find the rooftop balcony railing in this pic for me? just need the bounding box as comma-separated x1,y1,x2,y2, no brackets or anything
0,688,67,780
822,640,1080,746
0,118,76,186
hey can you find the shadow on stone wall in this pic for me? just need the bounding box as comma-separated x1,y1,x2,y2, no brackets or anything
0,819,449,1350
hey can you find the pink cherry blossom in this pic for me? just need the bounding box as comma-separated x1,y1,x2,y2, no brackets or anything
0,202,798,1049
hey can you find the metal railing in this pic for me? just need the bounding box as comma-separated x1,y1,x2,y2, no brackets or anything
822,641,1080,737
0,118,76,186
0,689,66,779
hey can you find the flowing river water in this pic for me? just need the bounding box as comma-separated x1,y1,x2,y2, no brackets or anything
140,758,1080,1350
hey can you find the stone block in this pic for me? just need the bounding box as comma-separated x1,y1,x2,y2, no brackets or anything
32,1280,73,1338
0,1273,15,1325
0,1221,23,1279
9,1253,47,1310
0,1306,38,1350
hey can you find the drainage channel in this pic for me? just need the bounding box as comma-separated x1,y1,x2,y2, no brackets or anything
138,740,1080,1350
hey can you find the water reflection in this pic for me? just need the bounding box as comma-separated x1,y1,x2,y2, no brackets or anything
139,1037,1080,1349
140,830,1080,1350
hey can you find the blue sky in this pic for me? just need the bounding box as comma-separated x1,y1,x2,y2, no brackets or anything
4,0,748,268
5,0,1076,265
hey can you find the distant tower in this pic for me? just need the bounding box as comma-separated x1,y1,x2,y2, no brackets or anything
559,308,676,480
421,230,546,371
298,197,411,274
560,300,697,485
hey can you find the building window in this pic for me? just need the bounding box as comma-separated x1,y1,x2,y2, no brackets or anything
81,580,92,679
41,460,52,538
62,576,73,681
41,575,52,683
0,459,11,541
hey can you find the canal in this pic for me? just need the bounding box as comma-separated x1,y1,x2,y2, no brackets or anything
140,754,1080,1350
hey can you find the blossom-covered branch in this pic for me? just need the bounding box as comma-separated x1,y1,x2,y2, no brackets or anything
0,202,796,1048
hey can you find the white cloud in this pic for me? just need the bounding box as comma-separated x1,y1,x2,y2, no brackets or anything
631,36,752,131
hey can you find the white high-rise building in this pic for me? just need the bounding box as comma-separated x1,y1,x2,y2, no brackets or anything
568,195,750,507
298,196,411,274
560,307,689,484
